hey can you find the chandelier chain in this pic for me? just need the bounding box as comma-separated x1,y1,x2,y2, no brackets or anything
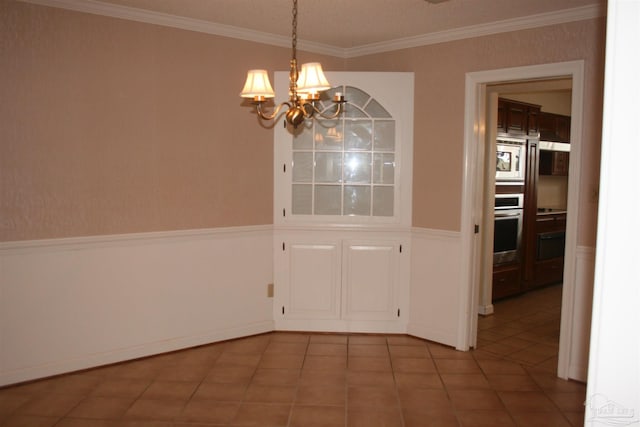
291,0,297,61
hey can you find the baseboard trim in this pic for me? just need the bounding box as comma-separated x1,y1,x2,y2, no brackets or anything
0,320,274,387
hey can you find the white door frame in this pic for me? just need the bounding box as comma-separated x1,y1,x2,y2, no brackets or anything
459,61,585,379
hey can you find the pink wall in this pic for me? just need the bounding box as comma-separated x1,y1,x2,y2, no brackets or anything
347,19,606,246
1,1,605,248
0,1,343,241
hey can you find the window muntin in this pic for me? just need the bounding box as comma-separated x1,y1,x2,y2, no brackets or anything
291,86,396,217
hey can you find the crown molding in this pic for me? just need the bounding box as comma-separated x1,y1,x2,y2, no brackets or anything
20,0,605,59
346,4,605,57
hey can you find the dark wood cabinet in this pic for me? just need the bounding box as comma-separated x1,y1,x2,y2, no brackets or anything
492,263,522,300
539,150,569,176
531,213,566,289
497,99,541,136
539,112,571,142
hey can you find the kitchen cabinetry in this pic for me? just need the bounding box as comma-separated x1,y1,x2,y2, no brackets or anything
497,98,540,136
539,150,569,176
532,213,566,287
539,111,571,142
492,263,522,300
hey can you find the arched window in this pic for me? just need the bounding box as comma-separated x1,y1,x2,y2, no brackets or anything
291,86,396,217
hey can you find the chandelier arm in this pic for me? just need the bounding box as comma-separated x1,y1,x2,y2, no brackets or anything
303,102,346,120
255,101,292,121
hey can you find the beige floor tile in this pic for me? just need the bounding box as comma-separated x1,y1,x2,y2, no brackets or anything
391,358,437,374
434,359,481,374
347,371,395,387
397,388,451,411
295,385,346,406
0,414,60,427
402,408,459,427
123,398,185,421
440,373,490,390
394,373,444,389
388,345,431,359
303,355,347,372
139,380,198,401
509,411,572,426
232,402,291,426
66,396,134,419
498,391,558,412
178,400,240,424
449,389,505,411
348,406,401,427
243,384,296,403
485,374,540,391
89,378,151,398
308,343,348,357
250,369,300,386
15,394,84,417
348,335,388,345
348,344,389,357
204,366,255,384
348,356,392,372
310,335,348,344
348,386,399,408
258,353,305,369
290,405,345,427
456,409,516,426
191,382,247,401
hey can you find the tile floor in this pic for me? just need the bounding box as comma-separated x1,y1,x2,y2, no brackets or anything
0,285,586,427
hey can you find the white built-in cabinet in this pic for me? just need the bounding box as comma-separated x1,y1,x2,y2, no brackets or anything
273,72,414,333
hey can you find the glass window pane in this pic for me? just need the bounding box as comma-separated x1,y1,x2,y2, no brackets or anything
373,153,395,184
372,186,394,217
292,152,313,182
292,184,312,214
344,185,371,216
315,152,343,183
315,120,343,150
344,120,372,150
293,120,313,149
314,185,341,215
345,86,369,108
344,153,371,183
374,120,395,151
344,105,368,118
365,98,391,118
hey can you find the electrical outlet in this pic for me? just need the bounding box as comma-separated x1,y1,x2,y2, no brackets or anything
267,283,274,298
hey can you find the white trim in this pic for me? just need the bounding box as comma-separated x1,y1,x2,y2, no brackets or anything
19,0,605,58
0,224,272,252
1,321,273,387
347,5,605,58
462,61,586,378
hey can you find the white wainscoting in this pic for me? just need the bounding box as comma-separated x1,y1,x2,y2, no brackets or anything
408,227,462,348
0,226,274,386
566,245,595,381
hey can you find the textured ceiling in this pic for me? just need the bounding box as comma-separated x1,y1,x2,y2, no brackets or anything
85,0,604,49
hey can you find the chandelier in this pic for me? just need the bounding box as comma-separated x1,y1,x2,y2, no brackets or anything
240,0,346,129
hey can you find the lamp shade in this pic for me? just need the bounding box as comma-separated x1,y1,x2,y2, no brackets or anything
297,62,331,94
240,69,275,98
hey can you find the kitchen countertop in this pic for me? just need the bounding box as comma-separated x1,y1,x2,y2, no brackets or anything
537,208,567,215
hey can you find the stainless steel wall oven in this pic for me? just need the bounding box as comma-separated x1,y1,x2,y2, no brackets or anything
494,193,524,265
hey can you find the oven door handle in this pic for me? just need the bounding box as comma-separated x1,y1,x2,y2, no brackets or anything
495,212,521,218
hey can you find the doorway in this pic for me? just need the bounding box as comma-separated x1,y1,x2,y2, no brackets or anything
458,61,587,380
475,81,572,373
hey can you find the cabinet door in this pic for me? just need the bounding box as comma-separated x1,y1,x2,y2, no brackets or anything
539,151,569,176
342,241,399,321
286,242,341,319
506,103,528,135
